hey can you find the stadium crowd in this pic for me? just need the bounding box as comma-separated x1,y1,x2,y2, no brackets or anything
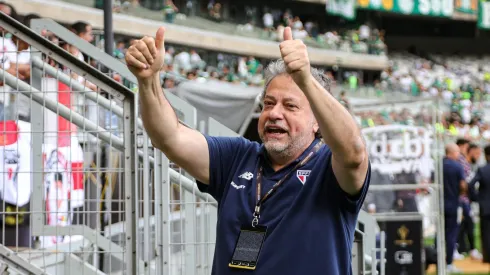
383,53,490,99
354,105,490,141
360,52,490,141
93,0,387,55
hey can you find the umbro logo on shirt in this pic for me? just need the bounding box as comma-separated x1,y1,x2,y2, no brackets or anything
238,172,254,180
297,170,311,185
231,181,246,190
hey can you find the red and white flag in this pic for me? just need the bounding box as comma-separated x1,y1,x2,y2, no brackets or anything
43,79,85,209
41,79,85,247
0,120,31,207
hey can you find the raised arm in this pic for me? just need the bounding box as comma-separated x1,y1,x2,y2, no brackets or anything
125,27,210,184
280,27,368,196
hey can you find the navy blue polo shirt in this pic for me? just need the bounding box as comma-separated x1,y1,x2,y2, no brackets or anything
443,157,465,215
197,135,371,275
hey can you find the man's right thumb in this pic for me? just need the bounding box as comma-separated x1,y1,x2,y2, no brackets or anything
155,27,166,51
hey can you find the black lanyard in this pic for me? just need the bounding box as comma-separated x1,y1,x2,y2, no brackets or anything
251,140,323,227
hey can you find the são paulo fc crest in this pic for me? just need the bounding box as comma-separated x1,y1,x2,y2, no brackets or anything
296,170,311,185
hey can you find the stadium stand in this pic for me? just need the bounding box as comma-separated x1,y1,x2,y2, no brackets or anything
6,0,390,70
67,0,388,56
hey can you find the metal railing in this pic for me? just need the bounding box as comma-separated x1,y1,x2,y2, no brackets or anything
0,11,224,275
0,10,143,275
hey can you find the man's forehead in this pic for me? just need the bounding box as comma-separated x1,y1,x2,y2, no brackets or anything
263,94,300,102
264,75,304,100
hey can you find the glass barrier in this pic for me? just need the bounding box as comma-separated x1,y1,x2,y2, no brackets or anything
352,101,441,241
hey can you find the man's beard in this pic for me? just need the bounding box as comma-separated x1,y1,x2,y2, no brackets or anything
262,135,294,159
260,127,314,160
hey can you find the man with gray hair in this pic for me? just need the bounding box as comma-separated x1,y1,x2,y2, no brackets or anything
125,26,370,275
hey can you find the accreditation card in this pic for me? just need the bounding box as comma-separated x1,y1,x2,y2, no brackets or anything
228,225,267,270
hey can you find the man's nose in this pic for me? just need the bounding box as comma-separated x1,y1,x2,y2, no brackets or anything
268,105,284,120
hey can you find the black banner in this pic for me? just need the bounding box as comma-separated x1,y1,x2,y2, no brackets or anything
385,219,424,275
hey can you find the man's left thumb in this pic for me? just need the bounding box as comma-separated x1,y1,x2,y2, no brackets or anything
283,27,293,41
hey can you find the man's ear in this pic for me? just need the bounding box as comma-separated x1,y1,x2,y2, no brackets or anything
313,122,319,135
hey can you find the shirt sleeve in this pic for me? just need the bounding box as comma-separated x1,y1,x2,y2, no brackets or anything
0,39,18,70
457,165,465,182
328,153,371,214
196,135,252,203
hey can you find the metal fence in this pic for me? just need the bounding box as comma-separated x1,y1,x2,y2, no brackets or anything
0,12,138,275
0,12,223,275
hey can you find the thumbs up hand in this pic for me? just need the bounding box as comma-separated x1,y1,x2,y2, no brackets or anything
279,27,311,88
126,27,166,81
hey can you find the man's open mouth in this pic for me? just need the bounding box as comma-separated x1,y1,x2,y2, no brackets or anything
265,126,288,135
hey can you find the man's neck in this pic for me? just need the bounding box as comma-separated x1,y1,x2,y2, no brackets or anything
267,139,316,172
268,152,302,172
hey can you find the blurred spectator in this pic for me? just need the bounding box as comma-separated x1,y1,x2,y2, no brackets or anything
163,0,178,23
189,49,202,68
443,143,466,273
164,77,176,89
359,23,370,41
164,46,175,65
394,171,418,212
262,8,274,33
456,141,483,260
186,71,197,80
0,2,20,80
338,91,350,111
10,35,30,79
209,2,222,22
185,0,194,17
174,49,192,72
114,40,127,59
469,145,490,266
69,21,95,85
71,21,94,46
